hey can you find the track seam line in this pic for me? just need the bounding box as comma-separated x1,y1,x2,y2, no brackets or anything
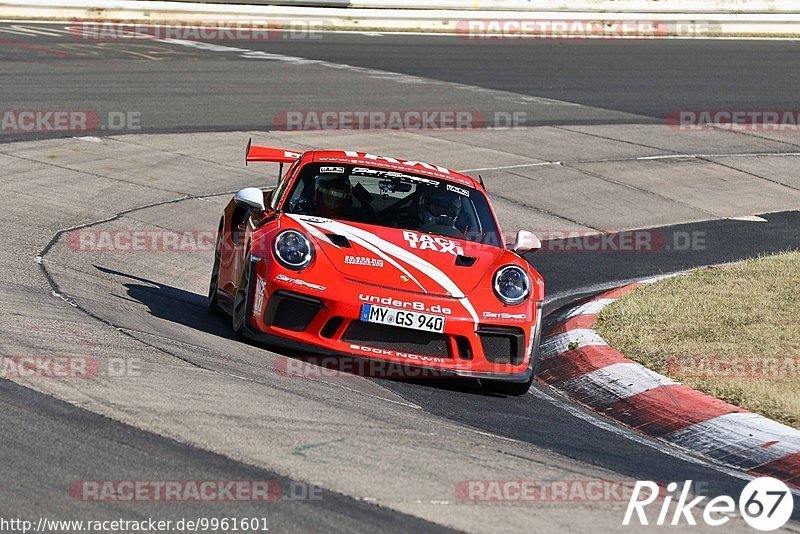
2,151,193,196
560,162,722,219
698,156,800,193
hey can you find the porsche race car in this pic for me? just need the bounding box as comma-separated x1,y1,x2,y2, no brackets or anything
208,142,544,394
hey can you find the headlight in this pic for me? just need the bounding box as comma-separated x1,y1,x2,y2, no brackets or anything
273,230,314,270
493,265,531,305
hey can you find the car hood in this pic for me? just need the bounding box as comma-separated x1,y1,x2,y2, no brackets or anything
283,214,507,298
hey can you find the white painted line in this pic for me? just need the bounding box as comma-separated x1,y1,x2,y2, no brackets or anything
557,362,679,408
460,161,560,172
662,412,800,469
461,151,800,173
154,37,585,109
540,328,607,359
564,298,616,319
545,296,617,325
728,215,768,222
638,272,686,284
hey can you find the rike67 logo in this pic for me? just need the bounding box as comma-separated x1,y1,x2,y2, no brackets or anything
624,478,794,531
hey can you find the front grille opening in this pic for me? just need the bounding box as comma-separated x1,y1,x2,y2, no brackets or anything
455,336,473,360
341,321,451,358
320,317,344,338
478,326,525,365
264,291,323,332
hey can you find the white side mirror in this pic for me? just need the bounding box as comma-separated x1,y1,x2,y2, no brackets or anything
510,230,541,254
234,188,265,212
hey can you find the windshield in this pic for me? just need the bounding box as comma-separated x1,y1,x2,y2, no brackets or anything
282,163,501,245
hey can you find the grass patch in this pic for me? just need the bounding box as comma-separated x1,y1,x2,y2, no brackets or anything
595,251,800,429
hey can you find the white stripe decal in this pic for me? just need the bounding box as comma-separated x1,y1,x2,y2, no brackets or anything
557,362,678,408
334,229,427,292
662,412,800,469
289,215,337,247
540,329,607,359
289,215,427,292
312,219,480,326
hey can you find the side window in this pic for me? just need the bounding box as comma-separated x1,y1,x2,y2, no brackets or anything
271,160,299,210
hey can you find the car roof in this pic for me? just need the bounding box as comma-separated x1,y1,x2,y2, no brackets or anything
308,150,481,189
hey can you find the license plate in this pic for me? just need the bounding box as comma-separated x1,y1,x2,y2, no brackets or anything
360,304,446,333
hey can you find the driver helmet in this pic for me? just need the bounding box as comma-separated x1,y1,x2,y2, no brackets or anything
419,186,461,227
314,174,351,215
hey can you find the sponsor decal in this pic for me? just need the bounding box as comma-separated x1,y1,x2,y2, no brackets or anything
447,183,470,197
253,275,267,316
400,275,410,282
315,155,473,185
403,231,464,256
348,344,446,364
275,273,326,292
344,255,384,268
345,152,452,175
482,311,528,321
358,294,452,315
298,216,329,224
351,166,439,186
319,166,344,173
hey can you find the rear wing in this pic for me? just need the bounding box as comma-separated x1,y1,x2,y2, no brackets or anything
245,138,302,166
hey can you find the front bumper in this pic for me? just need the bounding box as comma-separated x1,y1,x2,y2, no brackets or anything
246,270,540,379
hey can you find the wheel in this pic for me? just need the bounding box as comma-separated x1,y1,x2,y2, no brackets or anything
207,222,225,316
231,251,253,336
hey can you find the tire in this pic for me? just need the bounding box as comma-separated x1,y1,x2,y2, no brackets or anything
207,222,225,317
231,251,253,337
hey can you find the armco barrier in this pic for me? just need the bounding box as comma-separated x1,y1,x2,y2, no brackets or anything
2,0,800,36
152,0,800,12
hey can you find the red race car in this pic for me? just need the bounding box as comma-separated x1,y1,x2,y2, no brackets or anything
208,141,544,394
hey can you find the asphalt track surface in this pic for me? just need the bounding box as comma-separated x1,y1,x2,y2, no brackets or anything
1,22,800,532
2,24,800,138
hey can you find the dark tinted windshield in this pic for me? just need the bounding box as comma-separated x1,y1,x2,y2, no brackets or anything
283,163,501,245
